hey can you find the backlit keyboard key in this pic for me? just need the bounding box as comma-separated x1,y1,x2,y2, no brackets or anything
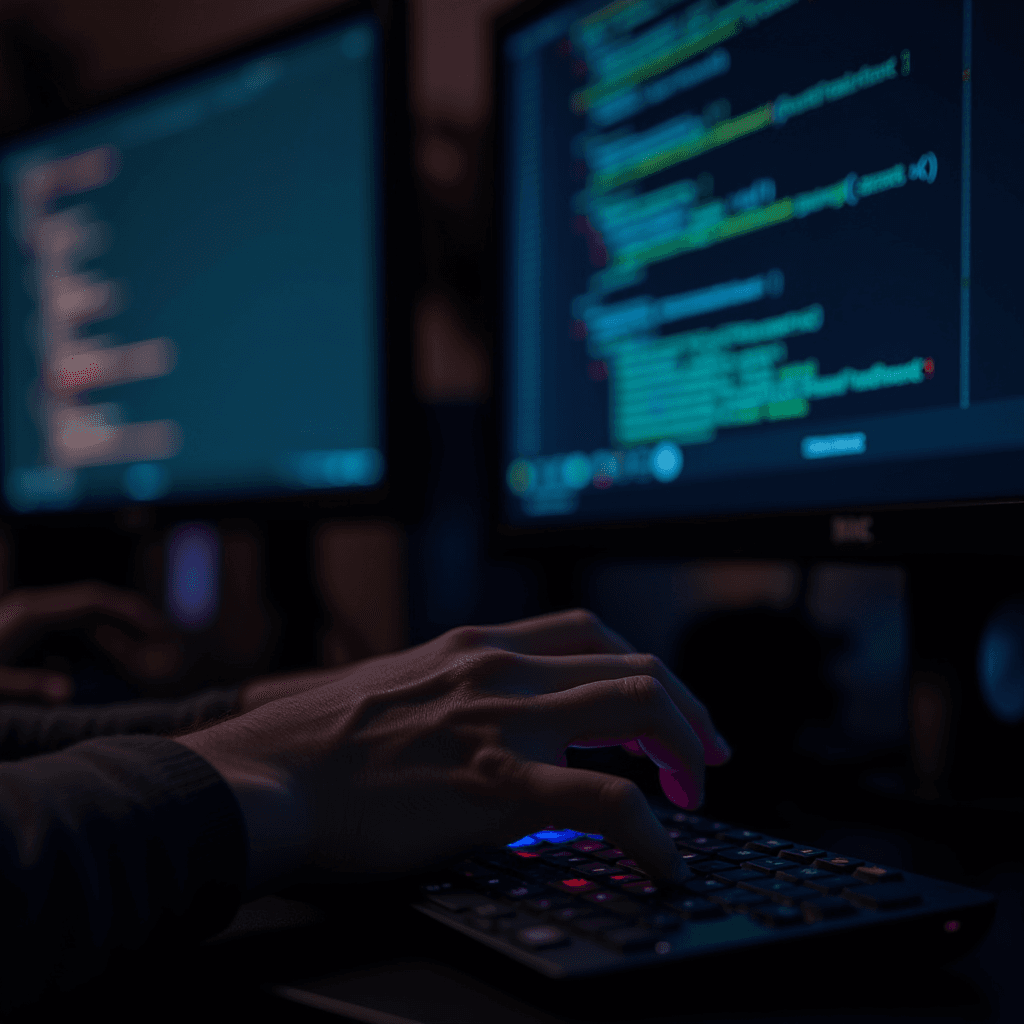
571,839,607,853
551,877,600,894
576,861,620,877
426,892,493,912
524,895,571,913
776,865,837,886
779,846,826,865
621,880,660,897
678,837,734,855
712,867,764,886
813,854,865,873
496,882,549,900
717,848,763,864
663,896,725,920
590,847,629,862
690,819,732,834
549,906,598,923
802,875,865,896
573,915,624,936
747,857,793,874
640,911,683,931
684,877,727,895
719,829,761,843
689,859,734,875
746,838,793,854
853,865,904,884
581,889,631,908
605,873,645,886
541,850,590,866
844,883,922,910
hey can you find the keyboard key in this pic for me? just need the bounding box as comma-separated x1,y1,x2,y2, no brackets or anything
621,880,660,897
640,911,682,932
813,854,865,873
750,904,805,927
541,850,591,866
572,915,624,936
717,848,763,865
550,877,600,895
581,889,631,908
515,924,570,949
853,865,904,884
531,829,587,844
571,839,608,853
712,868,764,886
675,849,711,865
576,861,621,877
683,878,727,895
747,857,793,874
844,883,922,910
779,846,826,865
613,858,645,872
801,896,858,922
549,906,599,923
802,875,865,897
601,926,661,953
710,889,767,912
719,829,762,843
664,828,683,839
741,881,809,907
745,838,793,854
776,865,836,885
678,837,735,855
689,819,732,834
663,896,725,920
524,895,571,913
689,859,734,875
450,860,501,879
496,882,549,900
605,873,645,886
590,847,629,862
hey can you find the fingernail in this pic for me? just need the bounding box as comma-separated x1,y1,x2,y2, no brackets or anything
714,733,732,758
673,859,693,884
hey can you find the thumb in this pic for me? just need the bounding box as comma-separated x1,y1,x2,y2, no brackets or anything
0,667,74,704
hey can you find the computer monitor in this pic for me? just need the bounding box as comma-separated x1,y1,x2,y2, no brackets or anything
0,0,414,522
493,0,1024,558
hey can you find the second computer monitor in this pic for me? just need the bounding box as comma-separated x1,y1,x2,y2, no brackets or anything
1,2,392,515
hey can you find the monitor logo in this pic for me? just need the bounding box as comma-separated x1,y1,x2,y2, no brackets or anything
831,515,874,545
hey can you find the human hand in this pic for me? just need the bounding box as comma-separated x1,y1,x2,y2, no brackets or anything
176,609,731,899
0,581,182,703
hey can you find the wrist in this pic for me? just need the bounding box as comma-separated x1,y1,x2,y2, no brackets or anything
176,728,308,900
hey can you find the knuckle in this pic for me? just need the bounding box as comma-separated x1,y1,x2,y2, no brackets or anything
621,674,663,707
597,774,645,815
566,608,601,631
469,743,519,781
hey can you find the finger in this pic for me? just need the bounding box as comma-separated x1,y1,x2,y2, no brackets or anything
22,582,167,633
93,624,181,678
469,609,636,657
525,675,705,808
505,651,730,765
508,759,690,884
0,667,73,704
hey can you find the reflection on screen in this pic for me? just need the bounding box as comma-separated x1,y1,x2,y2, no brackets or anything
502,0,1024,525
1,16,383,512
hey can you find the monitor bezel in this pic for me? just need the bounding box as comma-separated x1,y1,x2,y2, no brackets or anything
0,0,425,532
485,0,1024,561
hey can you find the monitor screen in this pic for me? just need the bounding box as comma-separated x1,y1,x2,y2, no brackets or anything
1,8,384,513
499,0,1024,528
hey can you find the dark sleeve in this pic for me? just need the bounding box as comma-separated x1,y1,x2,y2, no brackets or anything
0,687,242,761
0,735,246,1012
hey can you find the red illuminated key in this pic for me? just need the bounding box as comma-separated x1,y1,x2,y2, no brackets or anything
550,877,599,894
571,839,607,853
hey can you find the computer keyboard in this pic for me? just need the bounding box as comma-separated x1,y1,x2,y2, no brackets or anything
411,799,995,978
